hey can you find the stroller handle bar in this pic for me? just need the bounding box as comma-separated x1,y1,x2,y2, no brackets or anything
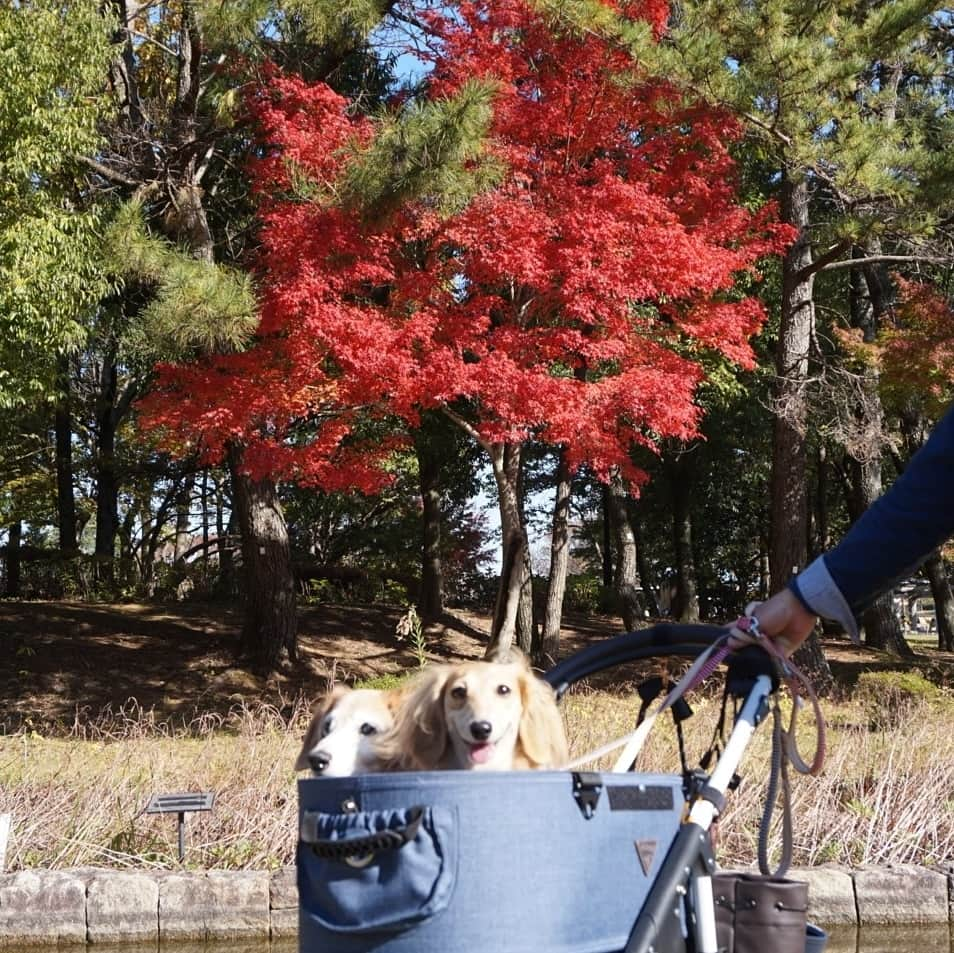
543,623,730,698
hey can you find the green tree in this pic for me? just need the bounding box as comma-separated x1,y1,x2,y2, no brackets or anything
663,2,952,662
0,0,113,408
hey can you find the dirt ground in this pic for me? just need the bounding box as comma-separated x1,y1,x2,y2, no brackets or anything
0,599,621,730
1,599,951,732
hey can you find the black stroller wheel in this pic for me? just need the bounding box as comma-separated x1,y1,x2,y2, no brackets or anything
543,622,729,698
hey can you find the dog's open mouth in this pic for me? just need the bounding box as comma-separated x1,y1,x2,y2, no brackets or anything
468,741,496,764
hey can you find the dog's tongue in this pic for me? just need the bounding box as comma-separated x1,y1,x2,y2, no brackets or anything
469,741,495,764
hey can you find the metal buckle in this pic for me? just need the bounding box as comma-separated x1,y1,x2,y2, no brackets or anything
572,772,603,819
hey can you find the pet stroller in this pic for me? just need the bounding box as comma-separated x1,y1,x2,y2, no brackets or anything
297,623,828,953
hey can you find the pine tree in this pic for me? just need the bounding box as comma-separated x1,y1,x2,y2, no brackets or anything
654,0,950,661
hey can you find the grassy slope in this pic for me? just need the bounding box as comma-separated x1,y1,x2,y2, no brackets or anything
1,601,952,871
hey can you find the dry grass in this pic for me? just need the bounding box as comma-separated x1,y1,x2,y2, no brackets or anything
0,698,307,871
2,682,954,871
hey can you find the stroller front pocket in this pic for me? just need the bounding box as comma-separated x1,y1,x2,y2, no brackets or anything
298,805,458,934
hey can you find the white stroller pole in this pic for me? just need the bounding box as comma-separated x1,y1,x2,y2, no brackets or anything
687,674,773,953
624,673,775,953
687,673,773,831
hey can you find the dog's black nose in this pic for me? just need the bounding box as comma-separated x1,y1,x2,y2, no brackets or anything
309,751,331,773
470,720,493,741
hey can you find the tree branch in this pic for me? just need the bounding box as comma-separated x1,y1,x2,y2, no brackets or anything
127,27,178,59
79,155,140,188
794,238,852,282
441,405,490,453
112,378,141,428
814,253,950,274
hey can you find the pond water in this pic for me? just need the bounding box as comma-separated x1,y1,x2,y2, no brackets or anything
6,932,951,953
827,925,953,953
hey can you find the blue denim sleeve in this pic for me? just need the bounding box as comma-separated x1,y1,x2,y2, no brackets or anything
792,403,954,638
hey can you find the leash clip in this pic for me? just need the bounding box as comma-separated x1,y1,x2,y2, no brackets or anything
737,614,796,678
735,614,763,640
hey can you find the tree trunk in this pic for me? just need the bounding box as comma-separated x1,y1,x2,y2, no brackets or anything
486,443,534,658
609,475,643,630
813,445,830,556
201,469,210,577
633,518,660,617
4,521,21,597
845,246,911,657
791,634,835,693
415,432,444,620
540,450,573,665
94,358,119,585
219,500,238,594
667,452,699,622
601,484,614,589
757,548,770,601
513,447,537,653
769,172,833,687
228,443,297,672
924,551,954,653
860,594,913,657
173,472,195,561
770,173,813,589
54,354,78,554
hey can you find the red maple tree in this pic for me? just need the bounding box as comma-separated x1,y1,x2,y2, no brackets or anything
143,0,791,649
880,277,954,414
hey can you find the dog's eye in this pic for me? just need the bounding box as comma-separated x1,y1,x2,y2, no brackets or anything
359,723,378,736
497,684,512,696
321,718,335,737
450,685,467,699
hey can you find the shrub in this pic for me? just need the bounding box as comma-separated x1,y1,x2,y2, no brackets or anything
564,573,604,613
854,669,945,730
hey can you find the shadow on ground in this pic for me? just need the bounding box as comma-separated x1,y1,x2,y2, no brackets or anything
2,600,951,732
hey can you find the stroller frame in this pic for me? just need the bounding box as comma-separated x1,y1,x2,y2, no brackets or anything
298,624,821,953
542,624,777,953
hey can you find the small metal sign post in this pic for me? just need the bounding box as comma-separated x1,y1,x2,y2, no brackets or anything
0,813,10,872
144,792,214,863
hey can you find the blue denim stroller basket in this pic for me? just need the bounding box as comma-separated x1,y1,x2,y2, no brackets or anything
298,624,827,953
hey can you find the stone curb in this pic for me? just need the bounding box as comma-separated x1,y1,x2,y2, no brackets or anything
1,864,953,944
0,868,290,948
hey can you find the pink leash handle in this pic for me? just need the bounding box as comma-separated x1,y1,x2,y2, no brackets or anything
683,641,731,693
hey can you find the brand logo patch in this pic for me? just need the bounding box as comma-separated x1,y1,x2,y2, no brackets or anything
635,839,657,876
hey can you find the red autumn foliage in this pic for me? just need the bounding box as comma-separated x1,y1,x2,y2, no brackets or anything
140,0,792,489
880,276,954,413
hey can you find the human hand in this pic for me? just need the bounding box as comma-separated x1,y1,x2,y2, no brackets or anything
744,589,817,656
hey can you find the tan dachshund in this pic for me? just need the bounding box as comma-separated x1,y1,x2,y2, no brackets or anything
376,652,567,771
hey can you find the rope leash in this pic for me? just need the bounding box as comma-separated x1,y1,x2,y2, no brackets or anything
729,611,827,777
730,609,827,877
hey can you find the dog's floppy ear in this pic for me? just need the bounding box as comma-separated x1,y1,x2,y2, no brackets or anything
516,660,569,769
376,666,450,771
294,685,347,771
